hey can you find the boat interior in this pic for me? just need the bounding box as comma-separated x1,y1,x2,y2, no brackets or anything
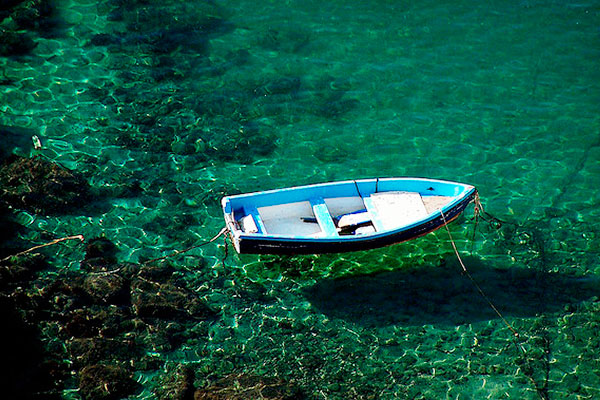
235,191,457,238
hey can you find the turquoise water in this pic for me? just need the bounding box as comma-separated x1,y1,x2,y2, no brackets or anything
1,0,599,398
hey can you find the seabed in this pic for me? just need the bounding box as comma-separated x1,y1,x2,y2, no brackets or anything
1,0,599,399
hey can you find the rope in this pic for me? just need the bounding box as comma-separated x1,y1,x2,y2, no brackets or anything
440,207,549,400
1,234,85,263
440,209,520,336
1,227,229,267
142,227,228,265
221,231,229,266
473,192,506,230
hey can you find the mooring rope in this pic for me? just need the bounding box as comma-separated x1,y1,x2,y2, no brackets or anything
142,226,229,266
440,206,549,400
0,234,85,263
440,208,519,338
1,228,230,268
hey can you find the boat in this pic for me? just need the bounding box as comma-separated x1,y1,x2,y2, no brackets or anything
221,177,477,255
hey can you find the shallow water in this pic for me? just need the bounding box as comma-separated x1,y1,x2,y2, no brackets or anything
1,0,599,398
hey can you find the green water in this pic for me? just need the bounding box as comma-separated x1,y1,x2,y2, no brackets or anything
1,0,599,398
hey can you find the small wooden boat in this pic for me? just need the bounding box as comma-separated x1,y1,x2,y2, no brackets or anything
221,177,477,254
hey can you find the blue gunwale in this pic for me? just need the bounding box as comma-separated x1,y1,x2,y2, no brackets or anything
222,177,476,254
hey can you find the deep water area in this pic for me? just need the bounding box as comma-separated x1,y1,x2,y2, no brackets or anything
1,0,599,399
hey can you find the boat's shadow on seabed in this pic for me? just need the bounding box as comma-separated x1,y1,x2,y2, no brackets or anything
302,256,600,327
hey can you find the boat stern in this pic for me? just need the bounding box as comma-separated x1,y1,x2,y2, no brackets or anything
221,197,242,253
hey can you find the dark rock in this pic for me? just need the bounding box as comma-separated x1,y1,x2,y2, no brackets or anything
11,0,58,35
82,237,118,270
194,374,303,400
137,263,175,282
68,337,137,368
0,202,24,258
151,66,179,82
0,29,37,56
37,279,86,317
226,48,251,67
0,295,60,398
0,0,59,54
142,213,200,241
123,4,228,39
79,364,139,400
0,124,35,160
60,306,133,339
257,27,310,53
153,321,190,351
63,308,103,338
131,278,218,321
107,8,123,21
0,155,92,215
0,253,47,288
154,364,195,400
149,26,209,55
134,353,164,371
116,179,144,197
97,306,136,337
90,33,121,46
84,237,117,261
0,0,26,12
83,273,129,305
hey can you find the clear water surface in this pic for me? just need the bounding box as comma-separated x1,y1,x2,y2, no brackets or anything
1,0,599,398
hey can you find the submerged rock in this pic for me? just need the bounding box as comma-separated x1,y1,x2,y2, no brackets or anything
0,0,27,13
131,277,217,321
0,155,91,215
0,0,59,53
137,263,175,282
194,374,303,400
0,202,24,258
82,273,129,305
0,294,52,398
11,0,58,35
61,305,133,339
154,364,195,400
0,253,47,289
63,308,104,338
0,29,37,56
68,337,138,368
78,364,139,400
0,125,35,161
82,237,119,270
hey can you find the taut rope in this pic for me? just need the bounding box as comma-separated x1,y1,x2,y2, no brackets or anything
440,208,519,338
440,203,548,400
142,227,229,265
